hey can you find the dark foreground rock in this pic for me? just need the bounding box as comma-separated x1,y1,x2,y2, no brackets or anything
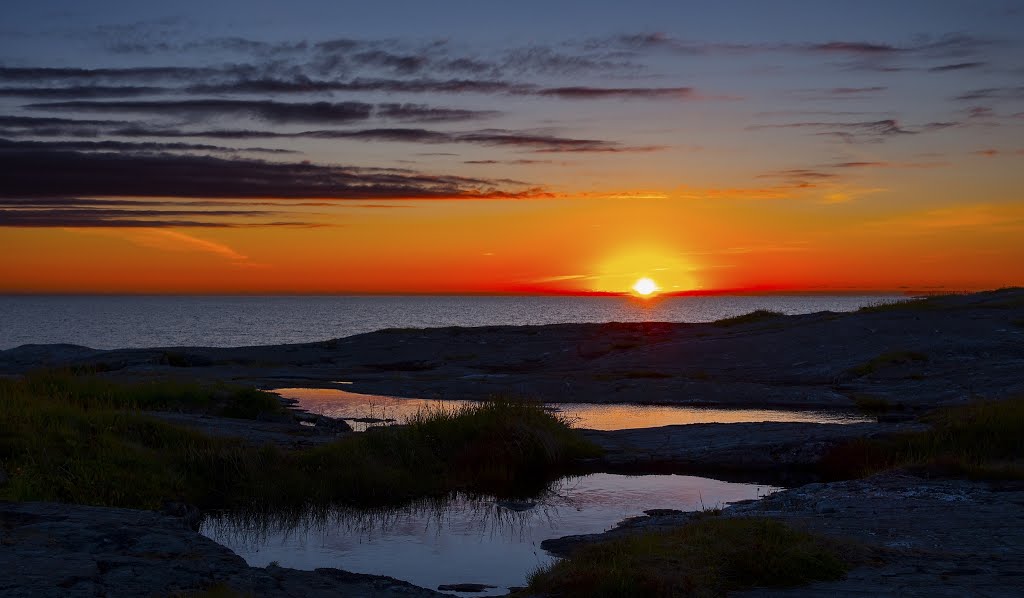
2,288,1022,411
0,501,444,598
543,473,1024,597
581,421,925,471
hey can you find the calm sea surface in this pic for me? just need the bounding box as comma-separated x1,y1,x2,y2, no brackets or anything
0,294,901,350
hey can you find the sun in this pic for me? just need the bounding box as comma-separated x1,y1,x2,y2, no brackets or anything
632,277,659,296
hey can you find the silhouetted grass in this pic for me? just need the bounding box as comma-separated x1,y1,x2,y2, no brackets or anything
857,297,936,313
20,369,289,420
526,517,850,598
711,310,784,327
820,397,1024,480
0,375,598,511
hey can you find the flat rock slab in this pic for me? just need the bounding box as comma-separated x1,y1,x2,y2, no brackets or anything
0,501,445,598
580,421,925,470
733,474,1024,598
144,411,349,448
543,473,1024,597
3,288,1023,411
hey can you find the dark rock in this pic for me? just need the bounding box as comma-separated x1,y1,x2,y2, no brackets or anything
0,501,444,597
437,583,498,592
580,421,926,471
5,288,1023,412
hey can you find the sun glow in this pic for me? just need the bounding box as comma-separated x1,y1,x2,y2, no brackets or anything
632,277,659,296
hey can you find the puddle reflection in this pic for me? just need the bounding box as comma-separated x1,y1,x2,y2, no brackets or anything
276,387,872,431
203,473,780,595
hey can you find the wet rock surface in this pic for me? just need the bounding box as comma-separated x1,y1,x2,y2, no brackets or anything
2,288,1022,411
0,501,445,598
581,421,926,470
543,473,1024,597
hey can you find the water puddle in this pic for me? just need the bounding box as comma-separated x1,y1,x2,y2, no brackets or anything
202,473,780,595
275,387,872,431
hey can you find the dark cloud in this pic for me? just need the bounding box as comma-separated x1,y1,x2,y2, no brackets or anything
757,168,838,180
536,86,694,99
499,46,639,75
0,116,644,153
808,41,902,55
0,137,294,154
187,77,525,95
374,103,499,122
749,119,920,142
25,99,375,124
352,50,429,75
0,211,239,227
955,87,1024,101
185,76,697,101
0,148,539,200
464,159,557,165
25,99,498,124
827,86,887,95
0,85,166,98
928,61,986,72
0,66,217,82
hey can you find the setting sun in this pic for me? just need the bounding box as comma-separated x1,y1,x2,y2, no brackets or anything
632,277,659,296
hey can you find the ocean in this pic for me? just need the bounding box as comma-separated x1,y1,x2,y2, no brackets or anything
0,294,902,350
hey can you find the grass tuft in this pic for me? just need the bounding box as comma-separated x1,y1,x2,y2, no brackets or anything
525,517,850,598
820,397,1024,480
711,310,784,328
857,298,936,313
0,375,598,510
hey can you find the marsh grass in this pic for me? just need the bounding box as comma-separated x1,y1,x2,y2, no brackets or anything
525,517,851,598
0,374,598,510
857,297,936,313
711,310,784,327
19,369,289,420
820,397,1024,480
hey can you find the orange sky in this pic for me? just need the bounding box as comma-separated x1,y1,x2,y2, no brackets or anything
4,191,1022,294
2,4,1023,294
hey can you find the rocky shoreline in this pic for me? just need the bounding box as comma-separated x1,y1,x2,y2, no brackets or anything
542,472,1024,597
2,288,1023,596
2,289,1022,411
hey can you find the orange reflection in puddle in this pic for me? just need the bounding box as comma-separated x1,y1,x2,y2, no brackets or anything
274,387,872,431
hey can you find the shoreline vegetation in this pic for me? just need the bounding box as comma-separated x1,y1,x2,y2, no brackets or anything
526,517,856,598
0,371,599,511
523,396,1024,596
2,289,1023,596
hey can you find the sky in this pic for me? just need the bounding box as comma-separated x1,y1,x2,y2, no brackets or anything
0,0,1022,294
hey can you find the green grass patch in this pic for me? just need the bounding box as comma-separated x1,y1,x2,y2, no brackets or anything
712,310,784,327
526,517,850,598
19,370,290,420
0,375,599,511
820,397,1024,480
846,350,928,378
